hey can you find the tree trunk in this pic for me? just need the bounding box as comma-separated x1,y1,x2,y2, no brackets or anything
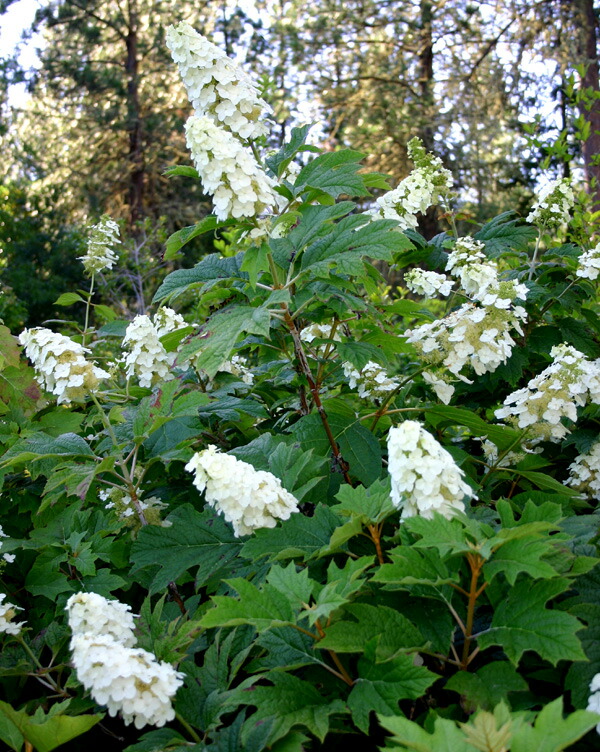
575,0,600,206
417,0,441,239
125,0,144,229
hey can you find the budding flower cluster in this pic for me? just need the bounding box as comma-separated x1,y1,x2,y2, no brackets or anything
576,243,600,281
218,354,254,384
185,116,279,221
66,592,184,729
495,344,600,442
527,178,574,229
166,21,270,140
343,360,399,400
300,322,341,344
0,526,15,565
405,302,526,380
566,440,600,500
100,489,172,529
122,308,187,388
405,269,453,298
370,137,453,230
0,593,24,635
19,328,109,405
79,215,120,275
185,445,299,536
387,421,473,520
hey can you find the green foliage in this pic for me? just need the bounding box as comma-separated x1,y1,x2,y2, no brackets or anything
4,69,600,752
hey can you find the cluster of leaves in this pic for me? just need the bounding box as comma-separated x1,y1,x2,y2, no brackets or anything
1,126,600,752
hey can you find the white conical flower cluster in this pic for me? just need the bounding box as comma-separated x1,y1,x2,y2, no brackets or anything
78,215,120,275
342,360,399,400
576,243,600,280
495,344,600,442
166,21,270,140
122,308,187,388
185,445,299,536
446,237,497,300
185,116,279,221
18,328,109,405
370,137,453,230
0,593,24,635
166,21,278,221
405,269,453,298
527,178,574,229
387,421,473,520
445,237,528,307
67,592,184,729
405,302,526,380
566,440,600,499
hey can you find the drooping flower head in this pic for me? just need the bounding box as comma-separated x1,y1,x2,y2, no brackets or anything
79,215,120,275
18,328,109,405
185,445,299,536
166,21,270,140
527,178,574,229
495,344,600,442
122,308,187,388
387,421,473,519
70,634,184,729
185,116,279,221
67,591,184,729
0,594,25,636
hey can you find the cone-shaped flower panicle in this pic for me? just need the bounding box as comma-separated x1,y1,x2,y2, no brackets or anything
370,137,453,230
19,328,109,405
185,445,299,536
122,308,187,388
79,215,120,275
387,421,473,520
527,178,574,229
166,21,270,140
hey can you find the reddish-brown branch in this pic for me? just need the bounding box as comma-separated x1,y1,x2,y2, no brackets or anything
367,523,386,565
460,554,485,670
283,309,352,484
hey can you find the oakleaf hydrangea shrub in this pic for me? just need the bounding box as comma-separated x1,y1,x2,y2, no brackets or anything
1,18,600,752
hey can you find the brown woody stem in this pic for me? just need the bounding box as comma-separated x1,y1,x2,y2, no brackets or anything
367,523,386,565
282,308,352,484
460,553,486,669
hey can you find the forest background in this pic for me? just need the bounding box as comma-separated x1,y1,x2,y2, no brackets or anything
2,0,600,325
